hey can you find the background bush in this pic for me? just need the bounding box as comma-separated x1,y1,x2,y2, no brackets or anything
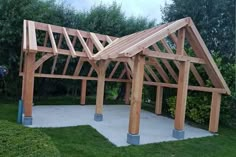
0,120,60,157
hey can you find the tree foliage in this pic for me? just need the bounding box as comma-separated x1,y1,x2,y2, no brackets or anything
162,0,235,59
0,0,155,97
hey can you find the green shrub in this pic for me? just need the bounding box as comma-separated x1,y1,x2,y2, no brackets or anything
167,95,211,124
0,120,60,157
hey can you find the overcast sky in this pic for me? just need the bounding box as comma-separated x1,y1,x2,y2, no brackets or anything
58,0,172,23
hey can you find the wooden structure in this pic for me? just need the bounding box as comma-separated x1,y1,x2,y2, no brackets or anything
20,17,230,144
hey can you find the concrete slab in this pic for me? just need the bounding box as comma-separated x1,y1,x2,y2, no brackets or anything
29,105,213,147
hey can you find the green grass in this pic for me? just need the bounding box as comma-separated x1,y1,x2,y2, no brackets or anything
0,97,236,157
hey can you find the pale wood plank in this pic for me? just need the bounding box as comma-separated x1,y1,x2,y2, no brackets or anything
39,32,49,73
48,24,58,54
62,56,71,75
62,27,76,57
143,49,205,64
88,67,94,77
34,54,53,70
174,61,190,130
73,58,84,76
176,28,186,55
209,92,221,132
152,44,178,82
148,58,170,83
80,79,87,105
145,65,160,82
77,30,93,59
95,60,106,114
187,20,230,94
34,20,118,41
118,68,126,79
90,32,104,51
22,53,36,117
28,21,38,52
109,62,120,78
119,18,190,58
23,20,27,50
129,54,145,134
124,63,132,80
169,33,205,86
155,86,163,115
51,34,63,74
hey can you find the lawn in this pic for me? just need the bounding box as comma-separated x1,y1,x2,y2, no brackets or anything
0,97,236,157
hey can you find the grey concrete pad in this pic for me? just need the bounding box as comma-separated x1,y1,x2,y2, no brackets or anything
29,105,213,147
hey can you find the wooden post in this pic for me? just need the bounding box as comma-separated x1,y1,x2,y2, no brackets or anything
125,82,131,105
80,79,87,105
94,60,106,121
127,54,145,145
209,92,222,133
22,52,36,125
173,61,190,139
155,86,163,115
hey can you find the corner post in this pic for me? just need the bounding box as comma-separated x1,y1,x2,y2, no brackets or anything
127,54,145,145
94,60,106,121
209,92,222,133
22,52,36,125
125,82,131,105
173,61,190,139
80,79,87,105
155,85,163,115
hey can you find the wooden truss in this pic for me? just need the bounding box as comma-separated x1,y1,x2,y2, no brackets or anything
20,17,230,144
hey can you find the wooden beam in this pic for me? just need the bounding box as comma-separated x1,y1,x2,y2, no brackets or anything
152,44,178,82
28,21,37,52
145,65,160,82
186,20,230,95
109,62,120,78
63,27,76,57
48,24,58,55
34,54,53,70
73,58,84,76
51,34,63,74
22,52,35,117
155,86,163,115
106,35,113,44
34,20,118,41
119,68,127,79
176,28,186,55
90,32,104,51
37,46,86,57
77,30,93,59
39,32,49,73
125,83,131,105
148,58,170,83
23,20,27,51
143,49,205,64
62,56,71,75
120,18,190,57
80,80,87,105
174,61,190,130
128,54,145,134
209,92,222,133
124,63,132,80
88,67,94,77
95,60,106,115
169,33,205,86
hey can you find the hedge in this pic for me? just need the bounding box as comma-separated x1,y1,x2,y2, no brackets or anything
0,120,60,157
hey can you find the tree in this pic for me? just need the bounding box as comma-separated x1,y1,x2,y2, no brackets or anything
162,0,235,60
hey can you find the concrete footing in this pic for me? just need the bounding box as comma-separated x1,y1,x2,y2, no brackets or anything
23,116,32,125
94,113,103,121
127,133,140,145
172,129,185,139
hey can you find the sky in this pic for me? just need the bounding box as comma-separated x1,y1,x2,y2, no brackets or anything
58,0,172,23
